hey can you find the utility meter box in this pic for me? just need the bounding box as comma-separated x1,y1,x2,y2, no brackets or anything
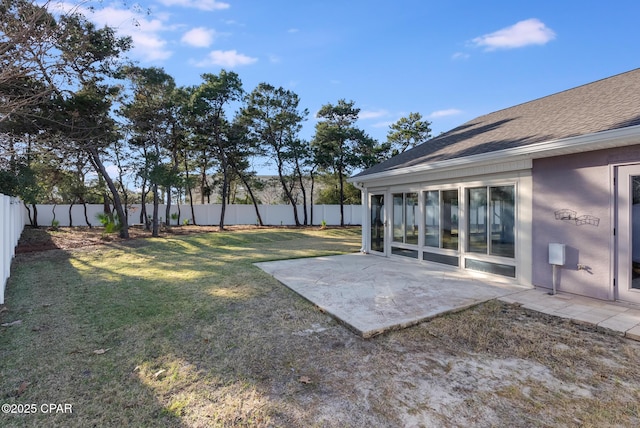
548,243,566,266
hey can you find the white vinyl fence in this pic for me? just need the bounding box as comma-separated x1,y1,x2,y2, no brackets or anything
28,203,363,228
1,194,26,305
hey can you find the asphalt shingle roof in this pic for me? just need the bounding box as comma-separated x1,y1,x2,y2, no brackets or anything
354,68,640,178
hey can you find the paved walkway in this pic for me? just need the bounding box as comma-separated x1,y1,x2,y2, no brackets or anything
256,253,640,340
499,288,640,341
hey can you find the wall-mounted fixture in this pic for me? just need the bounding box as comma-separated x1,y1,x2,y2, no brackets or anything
554,209,600,227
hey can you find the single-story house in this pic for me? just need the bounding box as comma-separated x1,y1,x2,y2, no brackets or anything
349,68,640,304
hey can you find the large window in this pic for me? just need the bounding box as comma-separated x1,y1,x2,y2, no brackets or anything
424,191,440,247
387,183,517,278
467,185,515,258
393,192,419,245
424,189,459,250
468,188,487,253
442,190,459,250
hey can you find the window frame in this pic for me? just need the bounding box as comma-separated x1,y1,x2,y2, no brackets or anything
466,185,516,259
392,192,419,246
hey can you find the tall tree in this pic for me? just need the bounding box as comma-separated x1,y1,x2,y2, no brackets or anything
386,112,432,156
190,70,243,230
226,117,264,225
0,3,132,236
313,99,381,226
286,138,312,225
0,0,58,123
55,81,129,237
241,83,308,226
119,66,178,237
161,86,189,227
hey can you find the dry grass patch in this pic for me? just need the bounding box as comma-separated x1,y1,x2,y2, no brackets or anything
1,226,639,427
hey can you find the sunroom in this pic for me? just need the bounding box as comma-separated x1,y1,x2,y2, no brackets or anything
352,163,533,285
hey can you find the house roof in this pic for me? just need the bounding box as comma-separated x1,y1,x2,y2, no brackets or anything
353,68,640,179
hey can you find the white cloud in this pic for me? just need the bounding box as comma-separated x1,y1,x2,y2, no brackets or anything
268,54,281,63
429,109,462,118
105,164,121,179
471,18,556,51
452,52,470,60
48,2,173,62
288,28,299,33
196,50,258,67
157,0,230,11
359,109,389,120
181,27,217,47
372,121,393,128
93,7,174,62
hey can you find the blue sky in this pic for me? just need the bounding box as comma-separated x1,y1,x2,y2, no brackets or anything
54,0,640,173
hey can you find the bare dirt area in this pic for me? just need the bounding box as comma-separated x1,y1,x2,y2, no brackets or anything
15,224,261,253
3,227,640,427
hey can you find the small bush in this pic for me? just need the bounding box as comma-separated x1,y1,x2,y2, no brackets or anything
96,212,121,234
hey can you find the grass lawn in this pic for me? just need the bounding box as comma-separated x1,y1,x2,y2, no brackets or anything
1,226,640,427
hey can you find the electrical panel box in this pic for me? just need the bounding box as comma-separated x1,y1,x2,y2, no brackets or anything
548,243,566,266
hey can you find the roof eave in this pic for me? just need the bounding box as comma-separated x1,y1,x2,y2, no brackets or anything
348,124,640,184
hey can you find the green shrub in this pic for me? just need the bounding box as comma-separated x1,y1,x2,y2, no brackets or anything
96,212,121,234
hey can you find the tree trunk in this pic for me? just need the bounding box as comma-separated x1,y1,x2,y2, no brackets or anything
165,186,171,226
31,203,38,227
200,148,207,204
152,183,159,237
68,202,73,228
277,164,300,226
140,181,149,229
219,156,228,230
24,203,33,227
88,147,129,238
295,162,308,226
188,187,196,225
103,192,111,215
240,173,263,226
338,168,345,227
81,199,92,228
310,171,315,226
184,155,196,225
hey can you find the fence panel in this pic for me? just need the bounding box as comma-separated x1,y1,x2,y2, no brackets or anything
28,204,362,227
1,194,26,304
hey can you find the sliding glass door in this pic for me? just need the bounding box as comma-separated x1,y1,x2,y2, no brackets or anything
370,194,385,254
616,165,640,303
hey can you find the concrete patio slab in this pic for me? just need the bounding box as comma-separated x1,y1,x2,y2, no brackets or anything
255,253,527,338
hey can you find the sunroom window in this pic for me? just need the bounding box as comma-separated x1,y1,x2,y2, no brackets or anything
424,189,459,250
392,192,419,245
467,185,515,258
